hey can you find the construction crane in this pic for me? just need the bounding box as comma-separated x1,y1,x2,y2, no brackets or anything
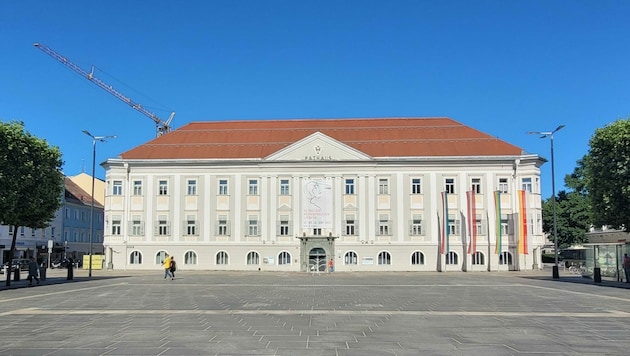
34,43,175,137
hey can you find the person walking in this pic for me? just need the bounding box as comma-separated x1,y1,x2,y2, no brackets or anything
327,258,334,273
622,253,630,283
169,257,177,279
162,254,173,280
27,257,40,285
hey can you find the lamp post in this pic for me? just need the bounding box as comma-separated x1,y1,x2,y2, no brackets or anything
528,125,565,279
83,130,116,277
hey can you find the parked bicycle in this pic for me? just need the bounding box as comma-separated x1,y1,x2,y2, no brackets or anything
568,264,587,275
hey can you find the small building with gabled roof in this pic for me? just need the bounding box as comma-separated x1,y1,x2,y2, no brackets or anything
103,117,546,272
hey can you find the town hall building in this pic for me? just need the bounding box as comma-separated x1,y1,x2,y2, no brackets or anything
102,117,545,272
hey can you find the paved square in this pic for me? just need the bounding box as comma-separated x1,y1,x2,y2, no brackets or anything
1,269,629,355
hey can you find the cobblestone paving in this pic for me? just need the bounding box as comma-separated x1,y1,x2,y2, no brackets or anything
1,269,629,355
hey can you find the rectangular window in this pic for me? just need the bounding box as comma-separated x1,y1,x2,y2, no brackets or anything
157,215,169,235
186,215,197,235
131,215,143,236
112,180,123,196
345,179,355,195
187,179,197,195
345,215,356,235
248,179,258,195
471,178,481,194
501,214,509,235
280,179,290,195
65,208,70,218
498,178,509,193
218,179,228,195
475,218,485,235
248,216,259,236
279,216,290,236
133,180,142,195
445,178,455,194
411,178,422,194
378,178,389,195
448,215,459,235
218,216,229,235
521,177,532,192
158,180,168,195
378,215,390,235
410,215,423,235
313,228,322,236
111,216,121,235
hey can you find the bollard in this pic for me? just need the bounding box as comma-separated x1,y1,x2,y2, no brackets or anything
593,267,601,283
13,267,20,281
67,259,73,280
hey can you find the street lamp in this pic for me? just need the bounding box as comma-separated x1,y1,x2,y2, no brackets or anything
83,130,116,277
528,125,565,279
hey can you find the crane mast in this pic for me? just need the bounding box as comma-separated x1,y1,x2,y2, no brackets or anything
34,43,175,137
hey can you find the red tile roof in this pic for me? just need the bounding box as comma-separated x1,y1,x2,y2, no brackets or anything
120,117,523,160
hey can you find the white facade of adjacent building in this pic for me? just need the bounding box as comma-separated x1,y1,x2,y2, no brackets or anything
102,118,546,272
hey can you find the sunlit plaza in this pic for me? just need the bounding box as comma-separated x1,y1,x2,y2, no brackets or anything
1,268,629,355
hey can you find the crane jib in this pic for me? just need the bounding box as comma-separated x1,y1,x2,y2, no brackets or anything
33,42,174,137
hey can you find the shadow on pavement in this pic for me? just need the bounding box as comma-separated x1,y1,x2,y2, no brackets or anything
0,274,132,292
518,274,630,290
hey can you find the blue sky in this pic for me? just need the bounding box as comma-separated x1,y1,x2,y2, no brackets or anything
2,1,629,198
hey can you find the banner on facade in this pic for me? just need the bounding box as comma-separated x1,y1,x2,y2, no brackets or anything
466,190,477,254
301,178,333,228
494,190,502,254
518,189,529,254
441,191,449,254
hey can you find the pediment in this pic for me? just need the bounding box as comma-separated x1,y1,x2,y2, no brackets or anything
265,132,372,161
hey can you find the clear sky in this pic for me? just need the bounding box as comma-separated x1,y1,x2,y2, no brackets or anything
2,1,629,198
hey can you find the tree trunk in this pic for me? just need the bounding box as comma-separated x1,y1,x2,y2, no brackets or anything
4,225,18,287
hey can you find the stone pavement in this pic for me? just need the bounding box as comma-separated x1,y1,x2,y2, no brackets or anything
0,268,629,355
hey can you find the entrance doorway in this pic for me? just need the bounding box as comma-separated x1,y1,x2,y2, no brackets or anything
309,247,327,272
298,235,337,272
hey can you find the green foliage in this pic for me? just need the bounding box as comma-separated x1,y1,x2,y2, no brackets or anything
0,120,64,229
541,157,592,248
584,119,630,230
541,253,559,263
0,120,64,286
565,156,589,195
542,191,591,248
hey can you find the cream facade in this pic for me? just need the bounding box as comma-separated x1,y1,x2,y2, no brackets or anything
103,129,545,272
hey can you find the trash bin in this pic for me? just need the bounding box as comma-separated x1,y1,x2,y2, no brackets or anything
593,267,601,283
39,266,47,281
13,267,20,281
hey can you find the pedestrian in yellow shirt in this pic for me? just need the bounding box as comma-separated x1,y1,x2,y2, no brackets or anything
162,254,173,280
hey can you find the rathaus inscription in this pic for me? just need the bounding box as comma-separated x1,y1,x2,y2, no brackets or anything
304,145,333,160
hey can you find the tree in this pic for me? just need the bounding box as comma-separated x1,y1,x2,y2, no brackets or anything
541,157,592,248
0,120,64,286
584,118,630,230
542,191,591,248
